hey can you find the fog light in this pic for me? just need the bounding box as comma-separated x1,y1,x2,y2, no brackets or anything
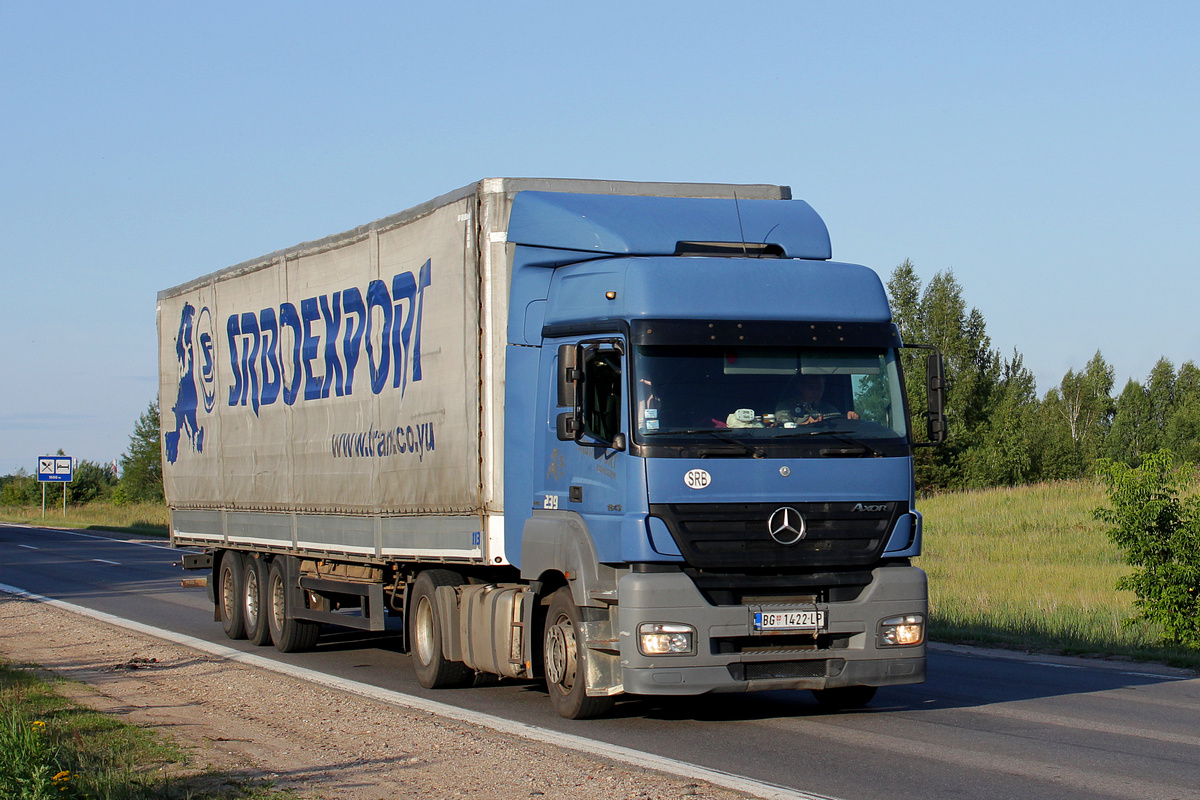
879,614,924,646
638,623,696,655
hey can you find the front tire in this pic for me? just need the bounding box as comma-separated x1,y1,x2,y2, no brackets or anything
543,587,615,720
408,570,474,689
218,552,246,640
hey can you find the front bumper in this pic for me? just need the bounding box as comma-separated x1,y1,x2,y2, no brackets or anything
616,565,927,696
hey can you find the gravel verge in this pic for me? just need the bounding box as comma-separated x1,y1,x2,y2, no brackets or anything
0,592,758,800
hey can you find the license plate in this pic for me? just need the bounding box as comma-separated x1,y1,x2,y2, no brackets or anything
754,610,825,631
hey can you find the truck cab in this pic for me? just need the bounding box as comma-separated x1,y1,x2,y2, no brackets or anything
502,191,942,717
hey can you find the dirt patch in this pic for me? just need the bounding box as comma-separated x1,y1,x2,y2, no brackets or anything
0,594,750,800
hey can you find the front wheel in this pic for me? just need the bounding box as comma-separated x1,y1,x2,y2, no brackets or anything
543,588,615,720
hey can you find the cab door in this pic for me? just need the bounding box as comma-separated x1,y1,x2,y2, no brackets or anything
542,337,633,563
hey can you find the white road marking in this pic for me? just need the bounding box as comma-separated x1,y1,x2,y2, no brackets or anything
929,641,1192,680
1,524,180,552
1119,670,1189,681
0,582,840,800
18,544,39,550
92,559,121,566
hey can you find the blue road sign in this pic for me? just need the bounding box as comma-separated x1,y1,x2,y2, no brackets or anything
37,456,73,483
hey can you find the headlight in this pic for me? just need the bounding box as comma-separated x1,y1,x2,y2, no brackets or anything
878,614,924,647
638,623,696,655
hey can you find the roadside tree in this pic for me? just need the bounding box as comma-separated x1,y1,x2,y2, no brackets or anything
1041,351,1115,477
887,262,1009,490
117,400,164,504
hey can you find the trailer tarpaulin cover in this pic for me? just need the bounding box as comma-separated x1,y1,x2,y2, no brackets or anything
158,197,481,514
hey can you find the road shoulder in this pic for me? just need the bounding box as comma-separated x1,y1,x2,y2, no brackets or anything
0,593,751,800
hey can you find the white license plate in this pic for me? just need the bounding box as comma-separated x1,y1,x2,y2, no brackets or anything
754,610,825,631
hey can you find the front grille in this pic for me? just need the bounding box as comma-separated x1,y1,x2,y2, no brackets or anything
650,502,903,570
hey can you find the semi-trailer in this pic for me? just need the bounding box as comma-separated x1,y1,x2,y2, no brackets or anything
161,177,945,719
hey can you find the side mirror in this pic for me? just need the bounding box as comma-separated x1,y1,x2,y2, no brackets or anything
557,344,582,442
557,343,580,408
925,352,947,444
556,412,582,442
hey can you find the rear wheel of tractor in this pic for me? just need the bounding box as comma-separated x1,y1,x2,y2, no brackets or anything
266,558,320,653
811,685,877,711
218,552,247,640
409,570,474,689
543,587,615,720
242,555,272,646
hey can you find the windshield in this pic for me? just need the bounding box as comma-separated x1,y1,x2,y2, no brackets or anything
632,345,907,453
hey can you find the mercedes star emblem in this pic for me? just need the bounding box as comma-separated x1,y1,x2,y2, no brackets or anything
768,506,806,545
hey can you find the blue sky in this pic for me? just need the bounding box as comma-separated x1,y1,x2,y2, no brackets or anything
2,1,1198,474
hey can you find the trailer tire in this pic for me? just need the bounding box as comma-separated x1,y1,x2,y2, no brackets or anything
543,588,615,720
242,555,272,646
267,558,320,653
409,570,473,689
218,551,247,640
811,685,877,711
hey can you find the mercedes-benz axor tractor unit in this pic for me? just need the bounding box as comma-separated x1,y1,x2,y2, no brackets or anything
161,177,945,719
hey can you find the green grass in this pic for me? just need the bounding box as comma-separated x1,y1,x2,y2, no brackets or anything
916,478,1200,668
0,659,292,799
0,502,169,537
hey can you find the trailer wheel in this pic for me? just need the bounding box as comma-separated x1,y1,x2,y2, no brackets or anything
543,587,615,720
218,552,247,640
266,558,320,653
409,570,473,689
811,685,877,711
242,556,272,646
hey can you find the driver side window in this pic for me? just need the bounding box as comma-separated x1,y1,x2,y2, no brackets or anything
582,350,621,443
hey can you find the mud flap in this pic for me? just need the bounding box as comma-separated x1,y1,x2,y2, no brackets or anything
580,617,623,697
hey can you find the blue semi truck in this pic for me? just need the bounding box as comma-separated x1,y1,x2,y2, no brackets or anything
161,178,944,719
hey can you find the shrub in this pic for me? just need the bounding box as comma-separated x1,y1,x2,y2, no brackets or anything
68,459,117,504
1095,451,1200,647
0,472,41,507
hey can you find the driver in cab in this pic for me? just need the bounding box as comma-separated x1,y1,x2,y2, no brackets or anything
775,373,859,427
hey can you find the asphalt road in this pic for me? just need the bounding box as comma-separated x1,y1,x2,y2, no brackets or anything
2,523,1198,800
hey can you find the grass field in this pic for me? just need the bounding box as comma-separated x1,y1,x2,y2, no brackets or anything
0,502,169,536
917,478,1200,668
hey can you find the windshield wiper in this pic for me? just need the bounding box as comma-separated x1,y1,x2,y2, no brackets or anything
772,428,856,438
644,428,764,458
773,428,881,457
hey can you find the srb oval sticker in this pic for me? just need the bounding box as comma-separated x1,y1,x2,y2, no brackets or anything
684,469,711,490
